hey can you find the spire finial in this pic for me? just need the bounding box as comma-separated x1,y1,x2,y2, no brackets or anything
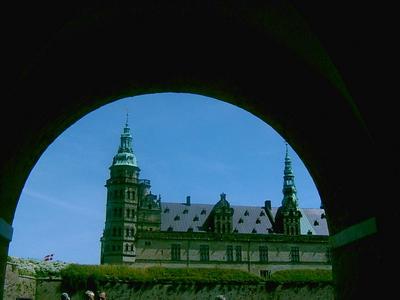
285,141,289,158
125,108,129,127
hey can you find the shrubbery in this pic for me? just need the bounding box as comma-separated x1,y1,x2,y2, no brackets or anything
269,269,332,284
7,256,68,277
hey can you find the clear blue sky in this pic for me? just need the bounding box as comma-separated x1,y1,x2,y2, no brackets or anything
9,93,321,264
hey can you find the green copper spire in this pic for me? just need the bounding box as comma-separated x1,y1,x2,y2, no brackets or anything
111,114,138,167
282,142,298,207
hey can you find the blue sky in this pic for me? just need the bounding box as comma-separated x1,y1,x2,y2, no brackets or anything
9,93,321,264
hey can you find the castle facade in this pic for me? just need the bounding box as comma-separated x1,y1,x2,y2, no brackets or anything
100,121,331,277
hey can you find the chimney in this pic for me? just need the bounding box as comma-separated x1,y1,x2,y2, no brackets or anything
186,196,191,206
264,200,272,210
264,200,275,226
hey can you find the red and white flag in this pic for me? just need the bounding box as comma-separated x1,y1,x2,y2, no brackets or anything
44,254,54,261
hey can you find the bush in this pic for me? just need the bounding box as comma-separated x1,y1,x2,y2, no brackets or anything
269,269,332,284
7,256,68,277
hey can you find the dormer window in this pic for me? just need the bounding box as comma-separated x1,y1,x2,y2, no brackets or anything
167,226,173,232
244,210,249,216
233,228,238,233
183,209,188,214
256,218,261,224
314,220,319,226
238,218,243,224
187,227,193,232
321,213,326,219
193,215,199,221
260,211,265,216
201,209,206,215
252,228,257,233
164,207,170,213
174,215,180,221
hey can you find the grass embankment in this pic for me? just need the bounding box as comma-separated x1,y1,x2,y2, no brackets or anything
61,264,262,292
60,264,332,293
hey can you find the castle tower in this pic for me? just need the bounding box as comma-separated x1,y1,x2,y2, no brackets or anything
274,143,302,235
100,116,152,264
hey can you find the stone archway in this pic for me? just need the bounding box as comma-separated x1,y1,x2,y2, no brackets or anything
0,2,393,299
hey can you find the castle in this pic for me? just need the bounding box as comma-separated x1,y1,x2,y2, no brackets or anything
100,121,331,277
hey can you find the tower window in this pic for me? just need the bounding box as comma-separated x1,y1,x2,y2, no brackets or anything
126,228,129,237
119,208,122,217
118,227,122,236
131,244,134,251
130,228,134,236
126,209,130,218
112,228,116,236
125,244,129,251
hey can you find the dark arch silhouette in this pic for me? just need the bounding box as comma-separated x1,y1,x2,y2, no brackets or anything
0,2,396,299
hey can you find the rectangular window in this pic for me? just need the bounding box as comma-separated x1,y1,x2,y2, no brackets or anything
260,270,271,279
235,246,242,262
226,245,233,262
171,244,181,261
290,247,300,263
259,246,268,262
200,245,210,261
326,247,332,263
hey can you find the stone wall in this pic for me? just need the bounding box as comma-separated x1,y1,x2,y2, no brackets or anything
4,263,36,300
4,261,333,300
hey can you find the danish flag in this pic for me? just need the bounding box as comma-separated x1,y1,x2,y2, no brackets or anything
44,254,54,261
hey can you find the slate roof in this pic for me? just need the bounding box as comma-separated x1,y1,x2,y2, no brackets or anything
160,202,329,236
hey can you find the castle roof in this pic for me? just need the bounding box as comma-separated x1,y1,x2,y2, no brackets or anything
160,202,329,236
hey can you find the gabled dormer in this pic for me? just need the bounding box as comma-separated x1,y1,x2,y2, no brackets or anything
203,193,234,233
